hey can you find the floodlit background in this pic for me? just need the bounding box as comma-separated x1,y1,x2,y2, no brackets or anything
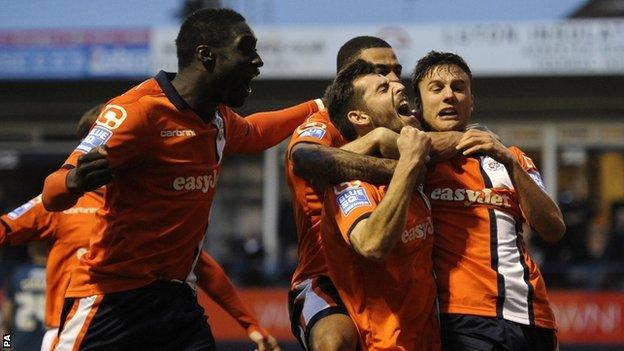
0,1,623,350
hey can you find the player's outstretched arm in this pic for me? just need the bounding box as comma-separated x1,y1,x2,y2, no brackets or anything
224,100,322,155
0,196,55,246
457,129,565,243
194,252,280,351
349,127,430,261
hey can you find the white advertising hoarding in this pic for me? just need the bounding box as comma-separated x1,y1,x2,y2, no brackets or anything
152,19,624,78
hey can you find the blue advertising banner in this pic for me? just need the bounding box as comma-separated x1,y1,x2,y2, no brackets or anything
0,29,152,79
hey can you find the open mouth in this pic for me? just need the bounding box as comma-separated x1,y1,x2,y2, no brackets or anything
243,70,260,94
396,99,413,118
438,107,459,120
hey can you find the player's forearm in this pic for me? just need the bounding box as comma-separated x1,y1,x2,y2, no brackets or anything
0,224,41,247
242,100,321,152
340,127,400,159
506,160,565,243
427,131,463,162
292,143,396,185
340,129,382,156
339,130,462,165
42,168,81,211
195,252,261,331
351,158,424,261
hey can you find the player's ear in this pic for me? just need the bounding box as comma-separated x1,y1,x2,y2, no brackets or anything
196,45,215,71
347,110,369,126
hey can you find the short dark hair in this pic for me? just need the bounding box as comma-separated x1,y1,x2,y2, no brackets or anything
76,104,104,140
336,36,391,73
411,51,472,110
175,8,246,69
326,59,377,141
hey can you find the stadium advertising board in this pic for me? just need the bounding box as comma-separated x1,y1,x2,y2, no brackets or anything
2,19,623,79
198,289,624,345
0,29,151,79
154,19,624,78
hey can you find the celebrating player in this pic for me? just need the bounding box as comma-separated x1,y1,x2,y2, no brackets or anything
42,9,319,350
320,59,438,350
412,51,565,350
286,36,461,350
2,105,281,351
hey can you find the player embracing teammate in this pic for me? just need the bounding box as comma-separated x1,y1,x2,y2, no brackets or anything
289,49,564,350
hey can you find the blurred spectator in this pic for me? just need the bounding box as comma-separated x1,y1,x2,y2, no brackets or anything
226,234,266,286
0,186,29,290
601,200,624,289
531,190,594,287
1,242,46,351
604,200,624,262
278,198,298,281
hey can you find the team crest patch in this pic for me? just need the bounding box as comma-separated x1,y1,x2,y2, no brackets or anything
76,126,112,153
486,159,503,171
96,104,127,130
7,196,41,219
299,127,326,139
334,181,371,216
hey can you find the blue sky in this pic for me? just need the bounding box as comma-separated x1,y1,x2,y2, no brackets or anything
0,0,588,29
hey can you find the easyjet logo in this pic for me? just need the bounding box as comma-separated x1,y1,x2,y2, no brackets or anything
430,188,512,208
173,169,219,193
402,217,433,243
161,129,196,137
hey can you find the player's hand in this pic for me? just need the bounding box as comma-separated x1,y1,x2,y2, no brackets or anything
371,127,400,159
397,126,431,166
456,129,514,165
249,330,281,351
465,123,501,141
66,146,113,194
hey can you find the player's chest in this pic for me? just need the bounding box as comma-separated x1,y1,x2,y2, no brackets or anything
152,114,225,166
395,191,434,252
424,157,517,210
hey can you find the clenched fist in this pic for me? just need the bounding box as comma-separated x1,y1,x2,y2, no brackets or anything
397,126,431,166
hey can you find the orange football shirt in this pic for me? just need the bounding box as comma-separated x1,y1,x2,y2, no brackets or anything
285,109,348,288
42,71,319,297
425,147,556,329
321,181,439,350
1,191,102,327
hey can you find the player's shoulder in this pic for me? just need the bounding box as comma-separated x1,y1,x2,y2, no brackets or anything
507,146,537,169
104,77,165,119
305,109,334,126
290,109,344,146
507,145,525,156
218,104,247,130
